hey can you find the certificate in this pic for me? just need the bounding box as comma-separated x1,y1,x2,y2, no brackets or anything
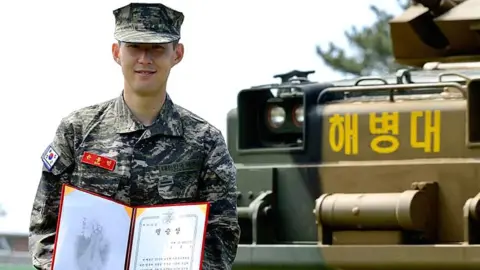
51,184,209,270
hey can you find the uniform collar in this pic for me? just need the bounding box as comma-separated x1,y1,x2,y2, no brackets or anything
114,92,183,137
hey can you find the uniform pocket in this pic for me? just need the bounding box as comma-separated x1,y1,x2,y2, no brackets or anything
73,160,123,197
157,171,200,200
150,159,203,200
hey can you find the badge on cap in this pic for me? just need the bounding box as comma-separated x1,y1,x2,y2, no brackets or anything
81,152,117,171
41,145,59,171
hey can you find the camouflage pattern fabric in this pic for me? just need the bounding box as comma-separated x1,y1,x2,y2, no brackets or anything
28,94,241,269
113,3,184,44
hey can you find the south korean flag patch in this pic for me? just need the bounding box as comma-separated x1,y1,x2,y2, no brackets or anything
41,145,60,171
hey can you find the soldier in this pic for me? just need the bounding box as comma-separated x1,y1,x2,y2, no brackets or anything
28,2,240,270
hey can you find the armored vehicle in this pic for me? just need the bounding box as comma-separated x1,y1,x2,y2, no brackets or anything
231,0,480,269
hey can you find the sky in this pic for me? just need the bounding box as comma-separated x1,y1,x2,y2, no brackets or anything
0,0,402,234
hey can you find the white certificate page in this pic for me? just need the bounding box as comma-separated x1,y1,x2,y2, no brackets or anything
52,185,132,270
128,203,208,270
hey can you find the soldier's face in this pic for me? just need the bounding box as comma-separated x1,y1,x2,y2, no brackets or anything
112,42,184,95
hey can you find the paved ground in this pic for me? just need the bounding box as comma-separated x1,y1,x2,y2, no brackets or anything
0,265,33,269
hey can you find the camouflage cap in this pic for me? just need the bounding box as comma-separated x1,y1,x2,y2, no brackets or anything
113,3,184,44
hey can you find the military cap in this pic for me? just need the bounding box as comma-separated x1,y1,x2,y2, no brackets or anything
113,2,184,44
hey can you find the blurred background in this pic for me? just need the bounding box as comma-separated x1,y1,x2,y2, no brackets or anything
0,0,407,268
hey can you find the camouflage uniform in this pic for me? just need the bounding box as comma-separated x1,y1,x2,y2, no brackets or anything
28,3,240,270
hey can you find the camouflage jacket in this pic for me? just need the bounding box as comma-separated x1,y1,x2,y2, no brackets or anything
28,93,240,270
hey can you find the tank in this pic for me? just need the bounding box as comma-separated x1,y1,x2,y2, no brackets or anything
230,1,480,269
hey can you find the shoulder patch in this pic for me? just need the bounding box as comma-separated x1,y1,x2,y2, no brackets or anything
41,145,60,171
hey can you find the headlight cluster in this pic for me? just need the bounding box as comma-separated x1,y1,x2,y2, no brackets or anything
266,104,304,129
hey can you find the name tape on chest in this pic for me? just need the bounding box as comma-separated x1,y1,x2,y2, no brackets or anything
157,159,203,174
41,145,60,171
81,151,117,171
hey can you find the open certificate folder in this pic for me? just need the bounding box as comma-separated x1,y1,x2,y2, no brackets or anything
51,184,210,270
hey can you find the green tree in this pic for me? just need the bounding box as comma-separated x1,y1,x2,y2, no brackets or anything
316,0,410,77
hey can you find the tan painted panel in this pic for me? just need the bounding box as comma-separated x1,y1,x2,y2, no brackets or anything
320,99,474,162
318,160,480,243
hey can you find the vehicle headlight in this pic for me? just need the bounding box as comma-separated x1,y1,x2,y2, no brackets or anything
294,105,304,125
268,105,286,128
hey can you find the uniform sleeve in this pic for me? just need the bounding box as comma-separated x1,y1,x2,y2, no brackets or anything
28,118,75,270
199,128,240,270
